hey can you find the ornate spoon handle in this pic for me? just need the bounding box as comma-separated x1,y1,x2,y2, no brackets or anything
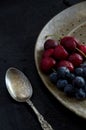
26,99,54,130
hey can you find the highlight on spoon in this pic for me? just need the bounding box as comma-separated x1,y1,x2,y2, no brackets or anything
5,67,33,102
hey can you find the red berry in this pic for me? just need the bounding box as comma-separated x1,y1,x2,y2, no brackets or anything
42,49,54,57
78,44,86,55
40,57,56,73
60,36,79,52
44,39,58,50
68,53,83,67
53,45,68,60
56,60,74,72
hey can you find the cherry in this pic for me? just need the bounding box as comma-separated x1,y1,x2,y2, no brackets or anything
78,44,86,55
60,36,79,52
40,57,56,73
44,39,58,50
42,49,54,57
53,45,68,60
68,53,83,67
56,60,74,72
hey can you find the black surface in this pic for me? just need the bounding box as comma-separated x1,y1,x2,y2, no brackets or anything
63,0,85,6
0,0,86,130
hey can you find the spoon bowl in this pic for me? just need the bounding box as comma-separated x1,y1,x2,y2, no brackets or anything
5,67,53,130
5,67,33,102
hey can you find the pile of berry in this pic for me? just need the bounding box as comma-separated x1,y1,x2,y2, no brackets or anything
40,36,86,99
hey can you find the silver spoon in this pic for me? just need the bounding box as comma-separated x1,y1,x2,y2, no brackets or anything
5,67,53,130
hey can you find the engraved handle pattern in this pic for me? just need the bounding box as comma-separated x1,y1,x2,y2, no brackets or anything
37,113,53,130
26,99,53,130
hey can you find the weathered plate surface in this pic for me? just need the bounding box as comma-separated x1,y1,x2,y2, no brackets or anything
34,2,86,118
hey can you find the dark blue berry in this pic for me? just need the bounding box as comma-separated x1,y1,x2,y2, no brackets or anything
57,67,70,79
70,73,75,80
56,79,68,90
84,85,86,92
75,67,83,76
80,62,86,68
49,72,58,84
75,88,86,99
73,76,86,88
83,68,86,78
66,73,75,82
64,84,74,96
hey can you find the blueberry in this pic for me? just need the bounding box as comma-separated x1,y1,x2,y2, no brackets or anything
84,85,86,92
49,72,58,84
75,88,86,99
57,67,70,79
64,84,74,96
75,67,83,76
73,76,86,88
66,73,75,82
56,79,68,90
80,62,86,68
70,73,75,80
83,68,86,78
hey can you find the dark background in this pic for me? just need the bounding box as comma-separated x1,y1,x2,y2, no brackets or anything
0,0,85,130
